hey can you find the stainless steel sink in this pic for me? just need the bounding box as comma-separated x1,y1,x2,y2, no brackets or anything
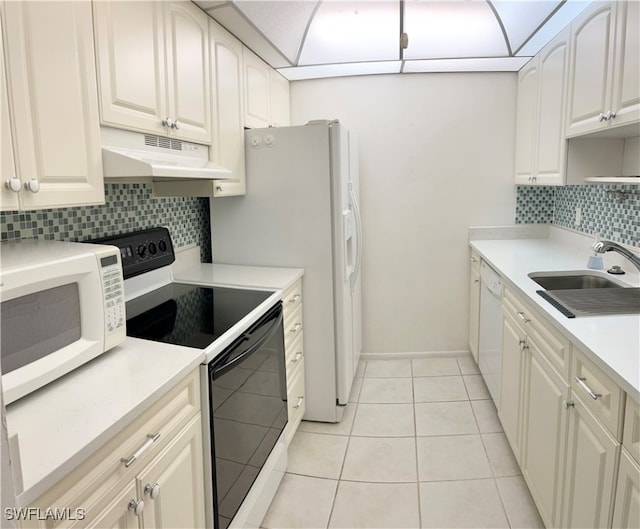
528,272,624,290
528,272,638,317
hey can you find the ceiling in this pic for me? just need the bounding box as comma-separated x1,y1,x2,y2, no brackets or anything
195,0,594,81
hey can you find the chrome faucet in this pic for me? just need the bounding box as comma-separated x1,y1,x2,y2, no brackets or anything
592,240,640,272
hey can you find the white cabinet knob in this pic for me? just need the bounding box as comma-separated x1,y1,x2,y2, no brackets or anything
162,117,174,128
25,179,40,193
128,498,144,516
144,483,161,499
5,178,21,193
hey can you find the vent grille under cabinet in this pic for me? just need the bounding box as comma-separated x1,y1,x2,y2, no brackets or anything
144,134,183,151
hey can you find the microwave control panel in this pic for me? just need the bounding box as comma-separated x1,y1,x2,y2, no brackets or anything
99,251,126,343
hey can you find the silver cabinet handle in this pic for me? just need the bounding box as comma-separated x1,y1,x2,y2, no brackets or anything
598,112,607,122
121,433,161,468
288,294,301,304
470,257,478,263
575,377,602,400
5,178,21,193
162,117,174,128
293,396,304,409
171,120,180,130
517,312,530,324
518,339,528,352
144,483,160,499
128,498,144,516
291,351,303,364
474,279,480,284
564,400,575,409
215,185,223,192
25,179,40,193
290,322,302,334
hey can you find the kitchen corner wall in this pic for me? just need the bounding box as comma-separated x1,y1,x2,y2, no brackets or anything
516,184,639,247
0,183,212,261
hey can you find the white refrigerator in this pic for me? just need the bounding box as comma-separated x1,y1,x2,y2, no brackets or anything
210,120,363,423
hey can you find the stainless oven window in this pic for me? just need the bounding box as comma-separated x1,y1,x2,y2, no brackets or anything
1,283,81,374
209,302,286,529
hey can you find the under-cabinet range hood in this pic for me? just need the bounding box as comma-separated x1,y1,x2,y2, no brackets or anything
101,127,232,181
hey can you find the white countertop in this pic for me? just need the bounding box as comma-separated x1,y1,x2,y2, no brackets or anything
470,237,640,403
172,262,304,291
4,262,304,507
6,338,204,507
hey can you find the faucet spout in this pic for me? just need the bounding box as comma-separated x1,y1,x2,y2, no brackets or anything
592,240,640,272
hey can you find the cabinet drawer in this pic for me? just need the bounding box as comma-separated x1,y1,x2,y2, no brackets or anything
572,346,625,439
623,398,640,464
503,285,571,378
282,279,302,319
285,359,306,445
25,370,201,528
286,330,304,378
284,303,303,349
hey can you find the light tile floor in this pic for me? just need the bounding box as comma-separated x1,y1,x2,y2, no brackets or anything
262,355,545,529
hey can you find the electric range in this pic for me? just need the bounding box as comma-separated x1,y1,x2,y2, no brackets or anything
93,227,288,529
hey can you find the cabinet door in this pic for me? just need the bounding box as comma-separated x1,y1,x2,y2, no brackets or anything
468,268,480,362
612,449,640,529
80,481,142,529
165,1,211,144
136,416,206,529
210,19,246,197
3,0,104,209
269,70,290,127
520,341,570,528
93,1,167,137
0,16,19,211
243,48,270,129
498,312,525,462
566,2,617,137
536,30,569,185
611,0,640,128
514,61,538,184
562,393,619,529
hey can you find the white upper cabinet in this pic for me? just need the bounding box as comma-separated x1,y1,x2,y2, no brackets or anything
1,16,19,211
94,0,211,144
210,19,246,197
566,1,639,137
2,0,104,210
270,69,291,128
515,28,569,186
243,47,290,129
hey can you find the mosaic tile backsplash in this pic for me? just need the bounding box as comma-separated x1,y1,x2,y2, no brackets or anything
516,184,639,247
0,184,212,262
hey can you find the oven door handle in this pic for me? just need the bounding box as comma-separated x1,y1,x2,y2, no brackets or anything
211,308,283,380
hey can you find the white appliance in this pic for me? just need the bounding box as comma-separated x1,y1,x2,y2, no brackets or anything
100,127,233,180
478,260,503,404
0,240,126,404
211,120,363,423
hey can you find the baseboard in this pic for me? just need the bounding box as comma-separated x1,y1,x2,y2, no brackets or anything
359,350,471,361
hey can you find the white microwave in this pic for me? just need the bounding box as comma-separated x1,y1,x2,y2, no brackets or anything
0,239,126,404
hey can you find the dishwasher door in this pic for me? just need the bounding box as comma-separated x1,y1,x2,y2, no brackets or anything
478,261,503,404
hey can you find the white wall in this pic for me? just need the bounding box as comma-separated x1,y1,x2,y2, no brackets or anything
291,73,518,355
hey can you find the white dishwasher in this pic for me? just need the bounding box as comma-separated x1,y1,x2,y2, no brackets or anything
478,260,503,404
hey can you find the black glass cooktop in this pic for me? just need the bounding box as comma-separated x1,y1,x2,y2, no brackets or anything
126,283,273,349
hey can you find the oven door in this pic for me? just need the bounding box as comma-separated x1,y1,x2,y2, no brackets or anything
208,302,286,529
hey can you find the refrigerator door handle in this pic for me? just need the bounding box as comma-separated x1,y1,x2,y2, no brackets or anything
349,187,362,291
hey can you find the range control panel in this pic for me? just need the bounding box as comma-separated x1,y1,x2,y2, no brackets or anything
92,227,175,279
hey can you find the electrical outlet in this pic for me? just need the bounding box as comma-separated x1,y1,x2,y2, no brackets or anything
575,206,582,226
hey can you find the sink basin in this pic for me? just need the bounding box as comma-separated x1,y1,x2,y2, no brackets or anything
529,272,638,317
528,272,624,290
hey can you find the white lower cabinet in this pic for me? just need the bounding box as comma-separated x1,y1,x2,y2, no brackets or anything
613,449,640,529
281,279,306,444
498,285,629,529
519,340,569,528
21,370,205,529
562,393,619,529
